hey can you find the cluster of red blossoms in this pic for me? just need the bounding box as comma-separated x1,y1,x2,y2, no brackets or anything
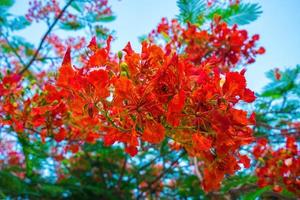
253,137,300,195
0,138,25,173
149,18,265,72
83,0,112,17
26,0,62,23
0,73,24,132
46,34,87,57
0,15,267,192
26,0,112,23
1,34,256,192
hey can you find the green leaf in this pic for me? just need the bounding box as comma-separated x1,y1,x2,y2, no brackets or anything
95,25,112,39
221,175,256,193
281,189,297,198
0,170,27,195
241,186,271,200
59,20,85,30
260,90,282,99
224,3,262,26
261,66,299,98
9,16,30,30
177,0,206,24
95,15,116,23
8,36,34,58
0,0,14,14
0,0,14,8
40,184,64,197
70,1,84,12
138,34,148,43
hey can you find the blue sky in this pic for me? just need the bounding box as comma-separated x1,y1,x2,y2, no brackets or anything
12,0,300,92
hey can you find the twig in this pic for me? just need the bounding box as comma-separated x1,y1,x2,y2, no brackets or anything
100,110,130,132
117,156,128,189
19,0,75,74
193,157,203,182
137,151,185,199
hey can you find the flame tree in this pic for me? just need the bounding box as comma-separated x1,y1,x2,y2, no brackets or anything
0,0,299,199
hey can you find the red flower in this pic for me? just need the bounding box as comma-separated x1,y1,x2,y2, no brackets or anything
57,48,75,87
192,133,212,151
167,89,186,126
54,128,67,142
142,121,165,144
273,185,283,193
223,71,255,103
239,154,251,168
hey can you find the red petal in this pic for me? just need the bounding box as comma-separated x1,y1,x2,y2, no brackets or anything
249,112,256,124
125,145,138,157
88,36,97,52
168,89,186,113
88,69,109,98
223,72,246,99
69,144,80,153
243,88,256,103
86,132,101,144
192,133,212,151
256,47,266,54
272,185,283,193
106,35,112,53
123,42,134,55
54,128,67,142
167,89,185,126
57,48,75,87
239,154,251,168
40,129,47,144
142,122,165,144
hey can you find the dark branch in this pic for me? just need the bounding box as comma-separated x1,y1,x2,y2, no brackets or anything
19,0,74,75
117,156,128,189
150,151,185,186
136,151,186,199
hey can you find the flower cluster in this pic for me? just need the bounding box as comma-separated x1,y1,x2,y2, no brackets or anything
0,138,25,173
1,34,257,192
1,11,266,192
26,0,61,23
149,18,265,72
253,137,300,195
84,0,112,17
0,73,24,132
46,34,87,57
26,0,112,24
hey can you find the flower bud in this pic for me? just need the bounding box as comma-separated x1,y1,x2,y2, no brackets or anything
118,51,123,60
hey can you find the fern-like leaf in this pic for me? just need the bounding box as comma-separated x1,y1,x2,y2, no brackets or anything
224,3,262,26
177,0,206,24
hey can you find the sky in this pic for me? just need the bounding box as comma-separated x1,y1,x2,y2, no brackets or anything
11,0,300,93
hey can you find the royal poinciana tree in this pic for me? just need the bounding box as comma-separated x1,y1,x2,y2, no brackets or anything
0,0,299,199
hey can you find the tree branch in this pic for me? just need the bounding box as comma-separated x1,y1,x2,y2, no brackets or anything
117,156,128,190
193,157,203,182
137,151,186,199
19,0,75,75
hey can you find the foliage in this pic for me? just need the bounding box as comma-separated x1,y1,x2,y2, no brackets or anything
177,0,206,25
177,0,262,26
254,66,300,141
